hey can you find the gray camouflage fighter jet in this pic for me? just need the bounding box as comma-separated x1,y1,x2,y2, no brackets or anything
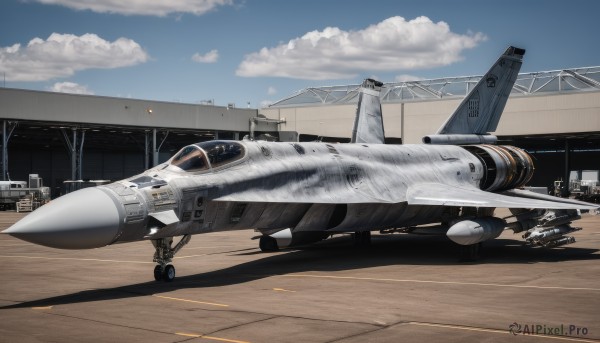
4,46,598,282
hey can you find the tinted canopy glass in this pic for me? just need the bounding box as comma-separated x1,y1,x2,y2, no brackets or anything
197,141,245,168
169,141,246,172
170,145,209,172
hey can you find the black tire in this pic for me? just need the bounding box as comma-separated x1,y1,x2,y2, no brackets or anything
162,264,175,282
153,265,163,281
259,235,279,252
354,231,371,247
362,231,371,246
459,243,482,262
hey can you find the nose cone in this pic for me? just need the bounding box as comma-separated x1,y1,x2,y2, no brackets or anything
3,188,122,249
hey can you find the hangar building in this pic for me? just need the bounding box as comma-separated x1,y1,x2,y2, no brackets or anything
0,90,282,197
1,66,599,198
261,66,600,192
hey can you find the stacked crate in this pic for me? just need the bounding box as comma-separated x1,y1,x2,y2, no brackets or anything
16,194,33,213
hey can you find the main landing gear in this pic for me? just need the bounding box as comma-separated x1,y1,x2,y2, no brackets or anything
151,235,191,282
459,242,482,262
259,235,279,252
354,231,371,248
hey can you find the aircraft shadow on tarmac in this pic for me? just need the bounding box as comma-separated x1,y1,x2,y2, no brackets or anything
3,234,599,309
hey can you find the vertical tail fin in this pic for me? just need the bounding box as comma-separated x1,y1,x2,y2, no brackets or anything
351,79,385,144
436,46,525,136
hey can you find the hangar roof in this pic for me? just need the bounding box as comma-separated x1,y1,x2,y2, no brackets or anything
270,66,600,107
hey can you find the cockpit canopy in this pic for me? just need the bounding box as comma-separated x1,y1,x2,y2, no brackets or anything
169,141,245,172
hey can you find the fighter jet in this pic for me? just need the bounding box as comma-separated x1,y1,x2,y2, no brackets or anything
4,46,598,282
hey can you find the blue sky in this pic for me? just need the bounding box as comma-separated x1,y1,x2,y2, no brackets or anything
1,0,598,108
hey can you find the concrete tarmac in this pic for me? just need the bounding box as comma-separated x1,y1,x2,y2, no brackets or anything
1,210,599,342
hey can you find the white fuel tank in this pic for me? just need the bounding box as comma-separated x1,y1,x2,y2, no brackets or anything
446,217,507,245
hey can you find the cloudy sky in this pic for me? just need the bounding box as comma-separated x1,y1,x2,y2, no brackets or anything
1,0,598,108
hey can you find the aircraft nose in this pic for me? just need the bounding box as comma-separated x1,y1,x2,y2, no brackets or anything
3,187,122,249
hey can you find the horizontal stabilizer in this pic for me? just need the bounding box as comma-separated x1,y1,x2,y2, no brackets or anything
407,183,598,210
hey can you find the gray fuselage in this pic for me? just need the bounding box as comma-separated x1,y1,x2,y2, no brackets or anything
100,140,485,245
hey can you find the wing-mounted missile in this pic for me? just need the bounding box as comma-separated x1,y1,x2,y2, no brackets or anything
505,209,545,233
536,209,582,227
523,225,581,248
507,209,583,248
423,46,525,145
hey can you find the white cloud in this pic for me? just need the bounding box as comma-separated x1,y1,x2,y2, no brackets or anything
236,16,487,80
395,74,424,82
259,100,273,108
267,86,277,95
32,0,233,16
192,49,219,63
50,82,94,95
0,33,149,82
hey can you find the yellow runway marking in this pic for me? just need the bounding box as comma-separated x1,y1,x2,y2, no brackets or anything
408,322,599,343
152,294,229,307
283,274,600,292
0,255,152,264
174,254,208,259
31,306,52,310
272,288,295,293
175,333,250,343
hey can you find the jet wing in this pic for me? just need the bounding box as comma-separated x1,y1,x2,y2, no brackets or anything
501,188,598,208
407,183,599,210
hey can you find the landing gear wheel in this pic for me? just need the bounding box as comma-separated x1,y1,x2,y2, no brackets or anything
162,264,175,282
259,235,279,252
151,236,190,282
153,265,163,281
354,231,371,248
459,242,482,262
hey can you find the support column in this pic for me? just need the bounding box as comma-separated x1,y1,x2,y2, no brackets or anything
78,130,85,180
2,121,16,181
563,139,570,197
2,121,6,181
61,128,85,180
152,129,169,167
400,102,405,144
152,128,158,167
71,129,77,180
144,131,149,169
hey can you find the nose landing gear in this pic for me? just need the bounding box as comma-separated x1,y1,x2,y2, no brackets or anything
151,235,191,282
